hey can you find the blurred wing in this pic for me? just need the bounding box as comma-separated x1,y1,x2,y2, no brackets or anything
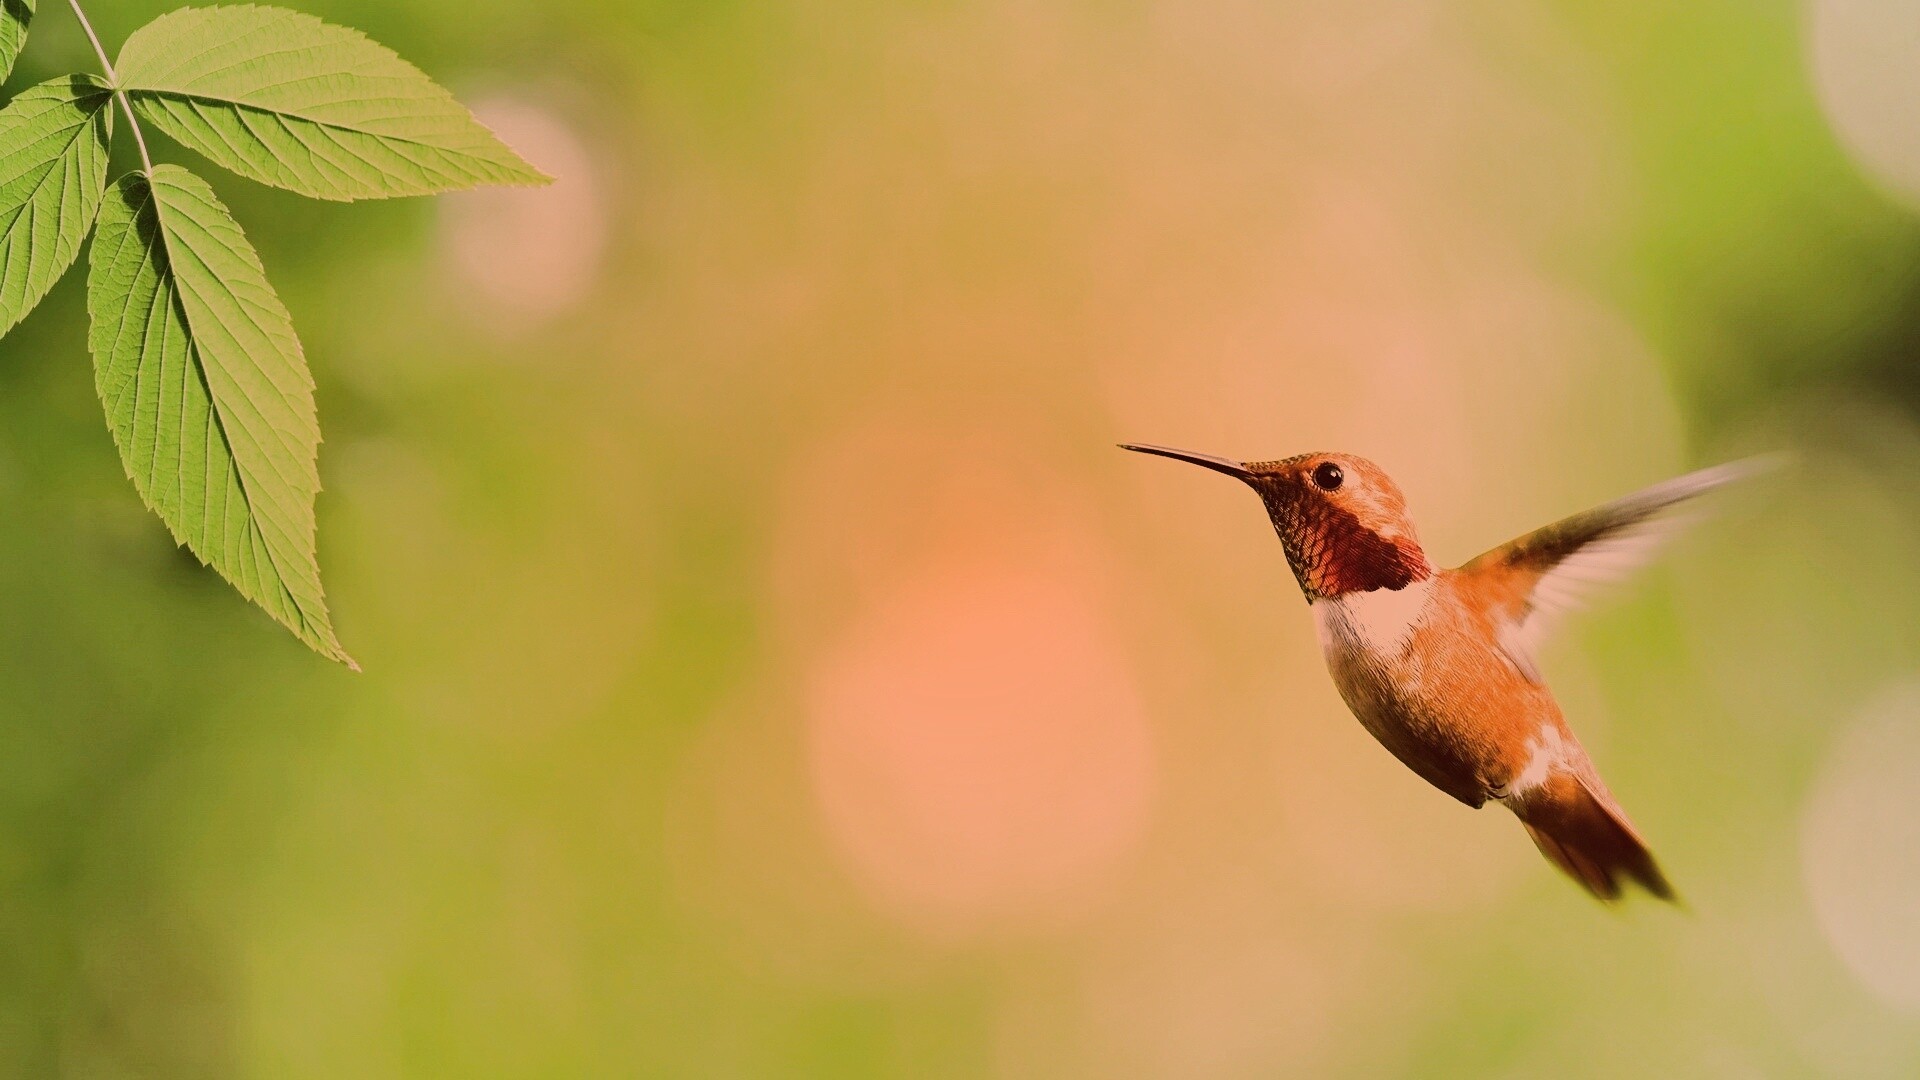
1460,457,1778,681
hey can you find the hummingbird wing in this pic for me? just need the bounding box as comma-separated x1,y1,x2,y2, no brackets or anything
1458,457,1777,682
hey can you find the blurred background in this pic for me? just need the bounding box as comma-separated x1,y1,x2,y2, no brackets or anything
1,0,1918,1075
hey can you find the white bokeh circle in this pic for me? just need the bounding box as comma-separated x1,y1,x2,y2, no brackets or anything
1801,680,1920,1010
1808,0,1920,206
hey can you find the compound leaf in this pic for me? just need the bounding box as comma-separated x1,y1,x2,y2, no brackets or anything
0,74,112,337
87,164,352,665
116,5,549,201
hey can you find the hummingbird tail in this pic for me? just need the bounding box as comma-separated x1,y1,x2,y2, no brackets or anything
1513,773,1676,904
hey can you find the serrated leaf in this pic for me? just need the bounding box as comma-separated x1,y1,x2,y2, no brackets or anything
0,0,31,84
115,4,549,201
88,164,352,666
0,75,112,338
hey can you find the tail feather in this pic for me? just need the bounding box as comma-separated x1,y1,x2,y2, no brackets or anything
1514,773,1675,903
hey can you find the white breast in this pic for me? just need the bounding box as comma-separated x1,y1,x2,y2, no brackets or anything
1311,577,1434,660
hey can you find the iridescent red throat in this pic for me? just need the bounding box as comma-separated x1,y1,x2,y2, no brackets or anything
1256,488,1431,601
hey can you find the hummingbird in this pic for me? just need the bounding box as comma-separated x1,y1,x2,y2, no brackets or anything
1122,443,1768,902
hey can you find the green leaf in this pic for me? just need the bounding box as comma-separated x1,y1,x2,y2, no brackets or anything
116,5,550,201
87,164,353,666
0,75,112,337
0,0,31,84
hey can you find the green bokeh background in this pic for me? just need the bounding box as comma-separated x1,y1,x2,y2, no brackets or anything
3,0,1919,1076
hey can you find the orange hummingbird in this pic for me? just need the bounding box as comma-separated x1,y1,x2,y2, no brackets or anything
1122,444,1769,902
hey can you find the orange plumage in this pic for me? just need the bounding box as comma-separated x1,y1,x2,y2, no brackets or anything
1123,444,1770,902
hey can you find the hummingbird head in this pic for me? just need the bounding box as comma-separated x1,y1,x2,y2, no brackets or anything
1121,444,1432,601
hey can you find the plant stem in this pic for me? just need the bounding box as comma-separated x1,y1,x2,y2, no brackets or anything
66,0,153,177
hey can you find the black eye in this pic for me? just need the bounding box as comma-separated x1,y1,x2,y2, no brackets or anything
1311,461,1344,491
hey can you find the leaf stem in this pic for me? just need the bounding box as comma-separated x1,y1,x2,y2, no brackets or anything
66,0,153,176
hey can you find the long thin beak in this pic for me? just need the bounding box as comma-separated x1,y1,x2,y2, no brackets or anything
1118,442,1251,479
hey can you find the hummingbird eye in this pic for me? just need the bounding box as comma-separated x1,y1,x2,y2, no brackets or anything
1311,461,1344,492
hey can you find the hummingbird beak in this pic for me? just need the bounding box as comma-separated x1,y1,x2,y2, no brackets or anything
1118,443,1252,480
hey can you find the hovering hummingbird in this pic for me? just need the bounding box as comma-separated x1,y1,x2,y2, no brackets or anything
1122,444,1769,902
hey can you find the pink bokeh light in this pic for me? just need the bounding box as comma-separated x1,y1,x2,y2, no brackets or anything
806,548,1155,938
